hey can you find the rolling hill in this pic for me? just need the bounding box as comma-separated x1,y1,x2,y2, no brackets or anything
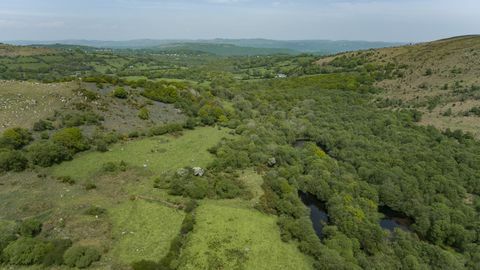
318,35,480,136
5,39,403,55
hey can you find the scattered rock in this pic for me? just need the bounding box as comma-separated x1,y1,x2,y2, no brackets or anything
193,167,205,177
267,157,277,167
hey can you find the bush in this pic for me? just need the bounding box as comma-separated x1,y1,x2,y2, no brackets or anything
42,239,72,266
131,260,163,270
142,82,179,103
184,200,198,213
101,161,118,172
63,246,101,268
62,112,103,127
149,123,183,136
0,149,28,172
57,176,75,185
17,219,42,237
112,87,128,99
0,223,17,261
52,128,89,153
95,139,109,152
33,120,54,131
84,180,97,190
83,206,107,216
3,237,52,265
76,88,99,101
138,107,150,120
0,128,33,149
28,141,72,167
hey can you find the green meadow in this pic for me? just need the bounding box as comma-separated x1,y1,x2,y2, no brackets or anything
53,127,232,180
178,200,313,270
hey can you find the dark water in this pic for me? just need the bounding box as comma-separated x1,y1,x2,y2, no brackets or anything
379,205,412,232
299,191,329,239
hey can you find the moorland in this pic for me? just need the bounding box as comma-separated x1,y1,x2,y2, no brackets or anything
0,36,479,270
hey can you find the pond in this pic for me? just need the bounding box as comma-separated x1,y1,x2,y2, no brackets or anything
379,205,412,232
299,191,329,239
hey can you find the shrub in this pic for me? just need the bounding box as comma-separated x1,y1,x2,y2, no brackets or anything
0,223,17,261
183,118,197,129
33,120,54,131
112,87,128,99
184,200,198,213
0,149,28,172
101,161,118,172
142,82,179,103
84,181,97,190
3,237,52,265
52,128,89,153
131,260,163,270
149,123,183,136
42,239,72,266
17,219,42,237
28,141,72,167
138,107,150,120
83,206,107,216
57,176,75,185
61,112,103,127
63,246,101,268
95,139,109,152
76,88,99,101
128,131,140,138
0,128,33,149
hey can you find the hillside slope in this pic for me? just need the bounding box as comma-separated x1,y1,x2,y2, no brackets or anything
318,35,480,136
0,44,56,56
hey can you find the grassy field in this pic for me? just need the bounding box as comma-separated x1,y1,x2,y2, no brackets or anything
0,80,76,132
178,200,313,270
53,126,232,180
1,127,233,269
108,200,185,264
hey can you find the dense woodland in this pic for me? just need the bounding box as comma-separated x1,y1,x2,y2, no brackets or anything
0,43,479,269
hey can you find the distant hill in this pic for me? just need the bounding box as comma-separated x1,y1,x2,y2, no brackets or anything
318,35,480,136
207,39,404,54
6,39,403,55
148,43,295,56
0,43,56,57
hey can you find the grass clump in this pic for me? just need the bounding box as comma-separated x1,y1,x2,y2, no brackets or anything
138,107,150,120
112,87,128,99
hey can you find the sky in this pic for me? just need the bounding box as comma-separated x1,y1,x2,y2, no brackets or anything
0,0,479,42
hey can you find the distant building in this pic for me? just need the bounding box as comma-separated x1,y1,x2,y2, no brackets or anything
276,73,287,79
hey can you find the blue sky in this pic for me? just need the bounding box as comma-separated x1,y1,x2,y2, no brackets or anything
0,0,478,42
